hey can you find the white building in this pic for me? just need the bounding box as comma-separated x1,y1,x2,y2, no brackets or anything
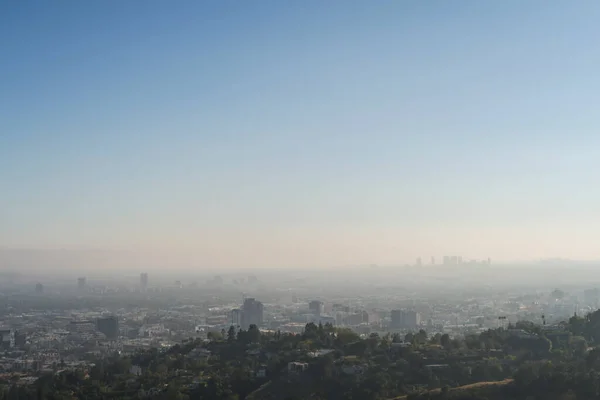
288,362,308,374
130,365,143,376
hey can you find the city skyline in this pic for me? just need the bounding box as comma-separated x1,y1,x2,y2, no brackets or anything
3,2,600,268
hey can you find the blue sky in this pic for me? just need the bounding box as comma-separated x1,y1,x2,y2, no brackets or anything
2,1,600,268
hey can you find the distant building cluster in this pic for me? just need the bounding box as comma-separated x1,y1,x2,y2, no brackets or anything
443,256,463,266
413,256,491,267
4,264,598,390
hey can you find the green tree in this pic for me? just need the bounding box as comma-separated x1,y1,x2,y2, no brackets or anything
429,333,442,345
227,325,236,342
441,334,451,349
208,331,223,341
304,323,319,340
247,324,261,343
415,329,428,345
336,328,360,345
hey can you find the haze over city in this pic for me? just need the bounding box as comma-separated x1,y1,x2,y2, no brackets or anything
6,3,600,400
3,1,600,271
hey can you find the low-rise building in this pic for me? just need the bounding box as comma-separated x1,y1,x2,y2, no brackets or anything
288,362,308,374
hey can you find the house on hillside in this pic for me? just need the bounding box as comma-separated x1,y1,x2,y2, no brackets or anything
308,349,334,357
255,365,267,378
341,364,367,375
507,329,536,339
186,348,211,361
287,362,308,374
130,365,142,376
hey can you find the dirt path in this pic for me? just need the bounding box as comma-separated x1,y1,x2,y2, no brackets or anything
390,379,513,399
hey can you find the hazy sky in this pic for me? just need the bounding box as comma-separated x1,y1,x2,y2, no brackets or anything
2,1,600,269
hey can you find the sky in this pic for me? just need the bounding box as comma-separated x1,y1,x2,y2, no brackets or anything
2,1,600,269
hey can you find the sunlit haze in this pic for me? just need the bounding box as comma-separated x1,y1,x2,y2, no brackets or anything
3,1,600,270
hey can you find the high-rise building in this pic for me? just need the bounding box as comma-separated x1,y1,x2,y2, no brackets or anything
404,310,420,328
140,273,148,289
443,256,450,265
309,300,324,316
77,277,86,289
391,310,403,328
0,329,15,349
390,309,420,329
431,256,435,265
231,309,242,326
14,331,26,348
457,256,463,264
97,316,119,339
68,320,96,334
344,311,370,326
416,257,422,267
35,283,44,294
241,298,264,329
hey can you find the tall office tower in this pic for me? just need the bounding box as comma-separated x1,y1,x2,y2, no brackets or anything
0,329,15,349
140,273,148,289
404,310,421,329
77,277,86,289
231,309,242,326
97,316,119,339
14,331,26,348
309,300,324,316
391,309,403,328
431,256,435,265
416,257,422,267
391,309,421,329
241,298,264,329
35,283,44,293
